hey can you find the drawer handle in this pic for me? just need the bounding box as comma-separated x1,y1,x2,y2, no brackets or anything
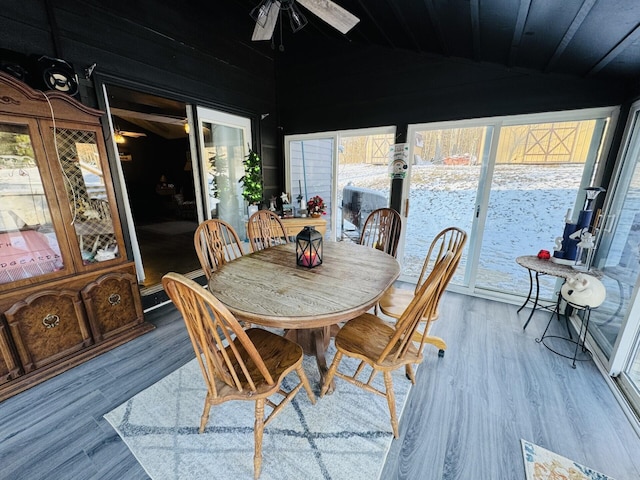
108,293,121,306
42,314,60,329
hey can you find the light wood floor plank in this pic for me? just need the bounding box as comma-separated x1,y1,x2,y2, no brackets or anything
1,291,639,480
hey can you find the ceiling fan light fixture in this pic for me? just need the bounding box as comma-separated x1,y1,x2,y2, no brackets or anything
114,132,126,144
287,2,307,32
250,0,275,27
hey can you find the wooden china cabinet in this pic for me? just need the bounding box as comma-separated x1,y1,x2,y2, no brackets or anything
0,72,153,401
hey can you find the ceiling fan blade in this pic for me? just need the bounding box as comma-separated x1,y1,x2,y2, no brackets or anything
252,2,280,41
297,0,360,34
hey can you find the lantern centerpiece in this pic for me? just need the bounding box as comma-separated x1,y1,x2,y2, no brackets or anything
296,225,323,268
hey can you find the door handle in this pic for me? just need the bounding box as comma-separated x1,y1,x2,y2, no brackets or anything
603,213,616,233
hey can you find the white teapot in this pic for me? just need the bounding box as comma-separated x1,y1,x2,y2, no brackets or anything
561,273,606,308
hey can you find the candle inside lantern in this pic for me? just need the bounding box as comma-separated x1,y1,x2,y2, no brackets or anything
296,225,323,268
301,250,317,267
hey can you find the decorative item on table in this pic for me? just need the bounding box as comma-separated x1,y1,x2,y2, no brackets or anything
551,186,605,268
562,273,606,308
269,195,277,212
307,195,326,218
296,226,323,268
537,249,550,259
297,180,307,216
278,192,294,217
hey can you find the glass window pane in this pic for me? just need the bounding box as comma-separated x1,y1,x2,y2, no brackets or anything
337,133,394,242
404,126,489,284
201,122,247,237
0,123,64,283
289,138,334,235
54,127,120,264
590,114,640,358
476,120,604,297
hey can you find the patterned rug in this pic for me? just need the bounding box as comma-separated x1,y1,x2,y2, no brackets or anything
521,439,616,480
105,345,413,480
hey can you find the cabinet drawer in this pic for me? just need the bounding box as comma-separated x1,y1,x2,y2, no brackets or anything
0,321,21,384
82,272,143,342
5,290,93,373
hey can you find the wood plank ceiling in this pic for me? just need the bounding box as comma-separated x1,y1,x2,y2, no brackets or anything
231,0,640,82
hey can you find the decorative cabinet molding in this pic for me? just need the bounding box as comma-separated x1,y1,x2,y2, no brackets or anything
0,323,20,385
0,72,154,401
82,270,144,342
5,290,92,373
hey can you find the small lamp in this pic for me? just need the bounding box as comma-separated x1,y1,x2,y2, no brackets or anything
296,226,323,268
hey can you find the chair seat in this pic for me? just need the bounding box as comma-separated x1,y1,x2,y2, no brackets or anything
379,286,440,321
215,328,304,400
334,313,421,370
378,286,414,318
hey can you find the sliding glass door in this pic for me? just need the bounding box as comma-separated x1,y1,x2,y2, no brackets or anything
405,108,616,302
587,102,640,415
401,124,492,285
196,107,251,239
475,118,607,297
286,127,395,241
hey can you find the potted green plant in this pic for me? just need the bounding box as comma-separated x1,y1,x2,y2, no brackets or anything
239,147,263,216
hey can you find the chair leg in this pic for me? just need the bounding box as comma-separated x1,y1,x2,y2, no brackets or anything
296,365,317,404
405,364,416,383
199,400,212,434
424,335,447,357
254,399,265,479
383,371,399,438
320,351,343,397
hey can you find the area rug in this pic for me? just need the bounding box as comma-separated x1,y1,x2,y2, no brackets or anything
105,345,413,480
521,439,615,480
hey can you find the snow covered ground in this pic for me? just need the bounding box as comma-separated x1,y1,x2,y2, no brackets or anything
337,162,588,298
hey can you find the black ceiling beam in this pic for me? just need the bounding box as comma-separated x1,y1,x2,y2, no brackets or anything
422,0,449,56
385,0,424,53
352,0,397,49
470,0,481,61
587,23,640,77
545,0,597,73
509,0,532,67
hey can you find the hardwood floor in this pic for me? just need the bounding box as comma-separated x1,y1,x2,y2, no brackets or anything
1,292,639,480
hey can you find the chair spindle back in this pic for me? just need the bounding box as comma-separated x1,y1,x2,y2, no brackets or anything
194,219,245,279
359,207,402,258
379,252,454,363
162,273,274,398
247,210,288,252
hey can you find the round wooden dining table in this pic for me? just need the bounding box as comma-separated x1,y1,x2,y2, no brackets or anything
208,241,400,390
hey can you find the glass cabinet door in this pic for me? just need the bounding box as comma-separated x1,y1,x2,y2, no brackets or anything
52,127,121,265
0,121,67,285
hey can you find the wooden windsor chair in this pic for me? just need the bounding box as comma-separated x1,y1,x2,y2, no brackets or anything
358,207,402,258
247,210,288,252
162,272,316,479
193,219,245,280
379,226,467,358
319,253,453,438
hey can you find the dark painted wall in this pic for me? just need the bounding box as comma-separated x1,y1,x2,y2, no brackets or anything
274,42,634,210
1,0,636,210
276,44,631,135
0,0,282,199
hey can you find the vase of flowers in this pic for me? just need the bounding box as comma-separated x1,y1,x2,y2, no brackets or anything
307,195,326,218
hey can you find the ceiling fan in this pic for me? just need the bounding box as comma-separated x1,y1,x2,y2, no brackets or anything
114,127,146,144
251,0,359,43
